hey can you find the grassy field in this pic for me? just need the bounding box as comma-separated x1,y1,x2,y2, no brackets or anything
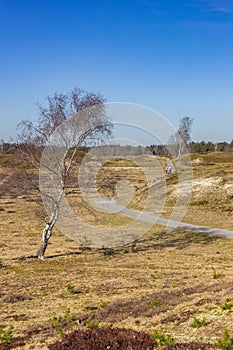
1,152,233,349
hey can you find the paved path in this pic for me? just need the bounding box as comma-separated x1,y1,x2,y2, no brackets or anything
95,198,233,239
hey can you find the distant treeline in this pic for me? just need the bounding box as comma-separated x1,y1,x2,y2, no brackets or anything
1,141,233,156
191,141,233,153
0,142,19,154
0,143,153,156
147,140,233,156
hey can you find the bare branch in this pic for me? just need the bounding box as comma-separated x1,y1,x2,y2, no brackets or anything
17,87,112,259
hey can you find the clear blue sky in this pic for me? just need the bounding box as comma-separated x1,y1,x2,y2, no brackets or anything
1,0,233,143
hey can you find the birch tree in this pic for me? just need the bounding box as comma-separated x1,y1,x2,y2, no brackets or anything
178,116,193,152
18,87,112,259
168,116,193,159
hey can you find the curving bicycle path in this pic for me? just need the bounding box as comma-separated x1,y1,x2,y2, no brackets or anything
95,198,233,239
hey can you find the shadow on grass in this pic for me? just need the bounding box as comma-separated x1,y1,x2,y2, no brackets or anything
133,229,223,252
12,228,224,261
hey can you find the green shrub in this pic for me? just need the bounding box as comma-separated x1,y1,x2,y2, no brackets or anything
67,284,81,295
0,324,14,341
149,299,161,307
215,330,233,350
86,320,99,329
99,301,109,309
151,329,173,346
48,309,77,337
191,316,208,328
0,259,3,268
123,248,129,254
220,300,233,310
103,247,115,256
213,269,223,279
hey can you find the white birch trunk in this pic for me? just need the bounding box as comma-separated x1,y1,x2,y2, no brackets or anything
37,185,64,259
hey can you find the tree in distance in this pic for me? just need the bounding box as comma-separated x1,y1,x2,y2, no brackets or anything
168,116,193,159
18,87,112,259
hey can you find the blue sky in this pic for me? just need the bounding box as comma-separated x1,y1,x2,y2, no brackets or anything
1,0,233,143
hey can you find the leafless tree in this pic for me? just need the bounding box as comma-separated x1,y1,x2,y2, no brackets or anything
168,116,193,159
178,116,193,147
0,139,4,153
18,87,112,259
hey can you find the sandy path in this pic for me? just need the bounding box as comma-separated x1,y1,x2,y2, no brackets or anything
95,198,233,238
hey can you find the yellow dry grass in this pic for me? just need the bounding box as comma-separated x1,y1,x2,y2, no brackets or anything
1,152,233,349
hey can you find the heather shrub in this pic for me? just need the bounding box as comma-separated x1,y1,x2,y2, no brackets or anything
47,326,158,350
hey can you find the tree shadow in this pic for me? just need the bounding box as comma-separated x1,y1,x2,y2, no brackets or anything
133,228,224,252
13,228,226,261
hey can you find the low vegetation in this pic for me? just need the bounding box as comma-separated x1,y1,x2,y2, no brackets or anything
220,300,233,310
1,152,233,348
47,327,159,350
190,316,208,328
215,330,233,350
0,324,14,342
151,329,173,346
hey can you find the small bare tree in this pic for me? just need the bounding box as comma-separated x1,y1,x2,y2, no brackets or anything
178,116,193,148
0,139,4,154
168,116,193,159
18,87,112,259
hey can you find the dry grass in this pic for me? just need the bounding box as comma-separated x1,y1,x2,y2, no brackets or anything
1,152,233,349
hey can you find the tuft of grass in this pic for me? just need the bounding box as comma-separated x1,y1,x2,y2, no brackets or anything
0,324,14,341
213,269,224,279
99,301,109,309
103,247,115,256
151,329,173,346
67,284,81,295
84,305,98,312
191,316,208,328
215,329,233,350
86,320,99,329
149,299,161,307
123,248,129,254
0,258,3,268
220,300,233,310
48,309,77,337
